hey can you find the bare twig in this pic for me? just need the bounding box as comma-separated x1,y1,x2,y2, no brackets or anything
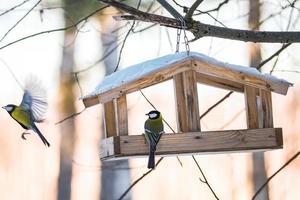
269,55,280,75
132,23,157,33
102,0,300,43
267,5,295,74
0,0,31,17
192,156,219,199
55,108,86,125
156,0,183,19
118,157,163,200
74,41,122,74
0,6,108,50
185,0,204,19
195,0,229,14
200,91,233,120
113,0,142,72
0,0,42,43
256,43,292,70
252,151,300,200
74,73,84,96
0,58,23,90
113,22,135,72
273,69,300,74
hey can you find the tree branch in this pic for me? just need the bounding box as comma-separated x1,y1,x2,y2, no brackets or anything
0,0,30,17
100,0,300,43
156,0,183,19
256,43,292,70
117,158,163,200
200,91,233,120
195,0,229,15
185,0,204,19
252,151,300,200
0,0,42,42
0,6,107,50
192,156,219,199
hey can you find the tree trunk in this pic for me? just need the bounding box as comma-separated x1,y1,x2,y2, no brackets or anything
248,1,269,199
97,7,132,200
58,32,76,200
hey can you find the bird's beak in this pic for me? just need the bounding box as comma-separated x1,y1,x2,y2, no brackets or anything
1,106,5,109
145,113,149,116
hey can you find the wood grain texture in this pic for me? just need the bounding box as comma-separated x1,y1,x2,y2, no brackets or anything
196,72,244,93
182,70,201,132
244,86,259,129
97,61,192,104
100,128,283,160
103,100,117,138
83,96,99,108
260,89,273,128
193,60,289,95
116,95,128,136
173,73,188,132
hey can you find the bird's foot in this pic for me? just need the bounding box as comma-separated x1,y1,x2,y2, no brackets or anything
21,132,30,140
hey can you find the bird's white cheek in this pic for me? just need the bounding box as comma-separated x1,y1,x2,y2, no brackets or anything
5,107,12,112
149,113,157,118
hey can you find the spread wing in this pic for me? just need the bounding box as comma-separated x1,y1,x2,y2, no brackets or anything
20,76,48,122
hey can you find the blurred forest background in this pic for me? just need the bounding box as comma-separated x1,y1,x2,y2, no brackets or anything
0,0,300,199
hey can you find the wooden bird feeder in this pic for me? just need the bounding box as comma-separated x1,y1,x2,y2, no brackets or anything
81,52,291,160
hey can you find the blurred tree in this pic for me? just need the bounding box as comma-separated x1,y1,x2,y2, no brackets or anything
95,7,133,199
248,0,269,199
58,1,101,199
58,1,131,199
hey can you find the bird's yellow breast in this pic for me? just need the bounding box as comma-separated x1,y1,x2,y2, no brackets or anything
11,106,31,128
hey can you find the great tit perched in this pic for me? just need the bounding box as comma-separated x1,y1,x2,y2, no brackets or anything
144,110,164,169
2,77,50,147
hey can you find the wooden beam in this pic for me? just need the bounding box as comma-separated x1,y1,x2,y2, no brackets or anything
259,90,273,128
103,100,117,138
193,60,290,95
173,73,188,132
100,128,283,160
196,72,244,93
182,70,201,132
173,70,200,132
244,86,259,129
97,61,192,104
82,96,99,108
115,95,128,136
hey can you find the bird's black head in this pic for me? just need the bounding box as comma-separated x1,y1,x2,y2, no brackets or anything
2,104,16,114
146,110,161,119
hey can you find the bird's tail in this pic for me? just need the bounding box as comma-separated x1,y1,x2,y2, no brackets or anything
32,124,50,147
147,148,156,169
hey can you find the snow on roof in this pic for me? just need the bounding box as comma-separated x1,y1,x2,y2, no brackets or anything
82,52,291,100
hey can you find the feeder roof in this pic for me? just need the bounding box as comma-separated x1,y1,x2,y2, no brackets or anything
82,52,292,107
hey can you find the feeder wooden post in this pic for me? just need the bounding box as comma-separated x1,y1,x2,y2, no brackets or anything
244,86,259,129
174,70,200,132
115,95,128,136
174,73,188,132
259,90,273,128
103,95,128,138
103,100,117,137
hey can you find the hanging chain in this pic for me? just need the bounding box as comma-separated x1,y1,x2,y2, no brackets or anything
176,25,182,53
175,17,190,55
181,18,190,55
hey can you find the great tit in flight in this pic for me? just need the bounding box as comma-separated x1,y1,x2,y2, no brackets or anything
2,77,50,147
144,110,164,169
